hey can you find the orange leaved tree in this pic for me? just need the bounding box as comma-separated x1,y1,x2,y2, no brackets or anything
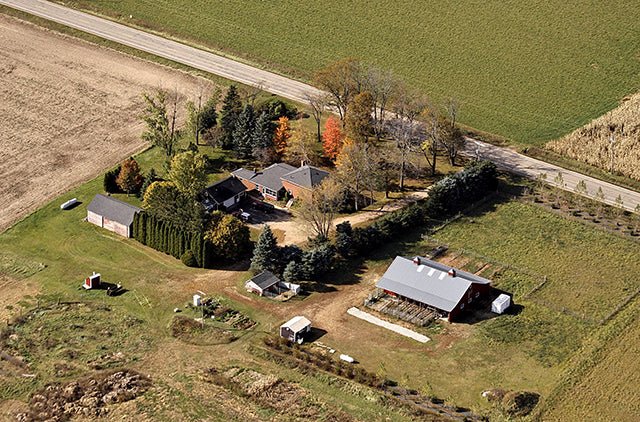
273,116,291,159
322,116,344,161
116,157,143,196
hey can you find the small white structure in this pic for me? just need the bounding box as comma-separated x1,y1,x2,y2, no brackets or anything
193,294,202,307
491,294,511,314
60,198,78,210
245,271,301,297
339,354,355,363
279,316,311,343
83,272,101,290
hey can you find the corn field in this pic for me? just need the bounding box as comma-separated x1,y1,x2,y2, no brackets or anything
547,92,640,180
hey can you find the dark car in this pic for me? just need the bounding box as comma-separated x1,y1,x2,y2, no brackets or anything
253,201,275,213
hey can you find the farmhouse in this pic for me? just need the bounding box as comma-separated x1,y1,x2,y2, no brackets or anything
232,163,296,201
201,176,247,212
280,165,329,198
232,163,329,200
376,256,492,322
280,316,311,343
245,270,302,297
87,194,141,237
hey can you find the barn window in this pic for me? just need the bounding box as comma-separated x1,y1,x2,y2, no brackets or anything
468,297,472,304
475,292,480,298
460,303,465,309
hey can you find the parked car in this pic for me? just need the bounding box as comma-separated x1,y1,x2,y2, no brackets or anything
253,201,275,213
239,212,252,223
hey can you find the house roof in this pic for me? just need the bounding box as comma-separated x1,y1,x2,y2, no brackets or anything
87,194,141,226
246,270,281,290
281,165,329,189
376,256,491,312
231,168,256,181
280,316,311,333
204,176,246,205
232,163,297,192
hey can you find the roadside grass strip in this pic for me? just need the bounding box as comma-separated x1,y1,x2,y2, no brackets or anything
347,307,430,343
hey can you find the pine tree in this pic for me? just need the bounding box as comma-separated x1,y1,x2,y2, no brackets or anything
283,260,303,282
252,111,275,156
232,104,256,159
322,116,344,161
139,168,157,199
250,225,280,274
220,85,243,149
335,221,354,257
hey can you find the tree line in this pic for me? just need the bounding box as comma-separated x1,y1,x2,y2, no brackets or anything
251,161,498,283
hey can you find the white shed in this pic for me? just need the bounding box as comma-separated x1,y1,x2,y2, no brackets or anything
491,294,511,314
280,316,311,343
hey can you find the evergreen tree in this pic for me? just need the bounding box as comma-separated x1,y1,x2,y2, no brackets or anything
252,111,275,154
250,225,280,274
335,221,354,257
301,243,336,280
283,261,303,282
232,104,256,158
220,85,243,149
139,168,157,199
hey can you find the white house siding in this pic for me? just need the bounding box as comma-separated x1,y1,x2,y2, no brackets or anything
223,196,236,208
87,211,103,227
103,217,130,237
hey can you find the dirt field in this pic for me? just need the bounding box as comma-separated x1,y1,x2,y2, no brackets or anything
0,14,214,232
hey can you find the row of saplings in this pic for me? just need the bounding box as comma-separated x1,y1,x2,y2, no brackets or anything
263,335,386,388
250,160,499,283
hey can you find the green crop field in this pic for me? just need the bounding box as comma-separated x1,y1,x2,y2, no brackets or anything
59,0,640,144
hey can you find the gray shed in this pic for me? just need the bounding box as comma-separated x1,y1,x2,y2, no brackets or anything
87,194,141,237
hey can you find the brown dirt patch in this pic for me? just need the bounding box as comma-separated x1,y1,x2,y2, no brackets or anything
0,274,39,322
0,15,214,232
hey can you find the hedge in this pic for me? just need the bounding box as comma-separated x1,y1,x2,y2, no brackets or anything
348,160,498,256
133,211,215,268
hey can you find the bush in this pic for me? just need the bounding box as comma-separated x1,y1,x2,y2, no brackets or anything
181,250,199,267
256,97,298,120
501,391,540,417
335,221,354,257
424,160,498,217
103,165,121,193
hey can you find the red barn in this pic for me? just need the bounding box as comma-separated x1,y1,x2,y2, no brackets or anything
376,256,492,322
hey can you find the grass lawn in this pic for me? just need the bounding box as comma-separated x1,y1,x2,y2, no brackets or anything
0,145,415,420
57,0,640,144
432,200,640,321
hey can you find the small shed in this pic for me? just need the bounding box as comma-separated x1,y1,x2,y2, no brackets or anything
87,194,141,237
83,272,101,290
280,316,311,343
491,294,511,314
245,271,281,296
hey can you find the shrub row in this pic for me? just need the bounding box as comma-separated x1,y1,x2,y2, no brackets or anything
340,161,498,257
133,211,215,268
262,336,385,388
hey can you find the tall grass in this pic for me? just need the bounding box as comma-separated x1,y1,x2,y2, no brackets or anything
547,92,640,181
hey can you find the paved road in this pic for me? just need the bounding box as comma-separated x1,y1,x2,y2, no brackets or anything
3,0,640,213
0,0,325,103
464,139,640,212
